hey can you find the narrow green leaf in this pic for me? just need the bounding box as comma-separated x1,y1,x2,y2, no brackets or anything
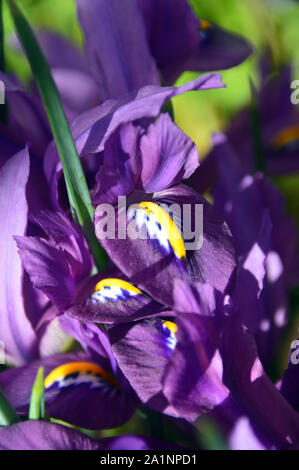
197,416,227,450
8,0,107,271
29,367,45,420
0,387,20,426
0,0,5,72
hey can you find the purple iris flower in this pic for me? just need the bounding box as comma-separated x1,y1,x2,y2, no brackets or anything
69,274,299,449
66,278,229,421
0,73,53,216
45,73,227,212
0,146,94,366
189,132,298,369
0,147,47,366
211,134,298,369
227,60,299,175
169,280,299,450
0,420,179,450
76,0,253,100
59,110,236,317
0,318,138,430
10,0,252,123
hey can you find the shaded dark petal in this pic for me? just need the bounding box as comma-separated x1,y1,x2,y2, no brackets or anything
163,281,229,421
59,315,118,373
212,133,298,367
0,148,36,365
232,210,272,331
76,0,160,101
33,211,93,282
0,421,102,450
15,236,75,311
220,319,299,449
109,318,179,416
138,2,252,83
138,0,199,84
95,184,236,307
0,352,87,410
15,212,92,312
212,133,264,256
0,72,51,158
189,21,253,74
0,353,136,430
67,279,164,325
154,184,237,296
164,313,229,421
92,123,138,206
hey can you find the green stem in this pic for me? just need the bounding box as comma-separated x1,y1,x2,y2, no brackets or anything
0,387,20,426
29,367,45,420
8,0,107,271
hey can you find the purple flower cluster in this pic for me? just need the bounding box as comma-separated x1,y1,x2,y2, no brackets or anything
0,0,298,451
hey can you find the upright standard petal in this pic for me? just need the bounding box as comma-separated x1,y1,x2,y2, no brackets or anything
15,211,93,312
139,113,199,192
44,74,224,210
76,0,160,101
0,148,36,365
138,1,253,83
92,114,199,204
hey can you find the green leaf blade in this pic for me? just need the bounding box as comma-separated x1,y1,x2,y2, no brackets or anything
8,0,107,271
0,387,20,426
29,367,45,420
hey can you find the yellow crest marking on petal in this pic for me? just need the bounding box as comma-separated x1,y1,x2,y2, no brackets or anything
163,321,178,335
94,278,141,295
272,125,299,149
200,19,212,30
139,202,186,259
44,362,119,389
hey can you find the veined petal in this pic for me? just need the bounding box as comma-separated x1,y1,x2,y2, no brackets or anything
0,353,136,430
140,113,199,192
72,73,225,156
0,148,36,365
191,20,253,73
76,0,160,101
67,277,164,324
109,317,180,416
95,184,236,307
15,236,76,312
